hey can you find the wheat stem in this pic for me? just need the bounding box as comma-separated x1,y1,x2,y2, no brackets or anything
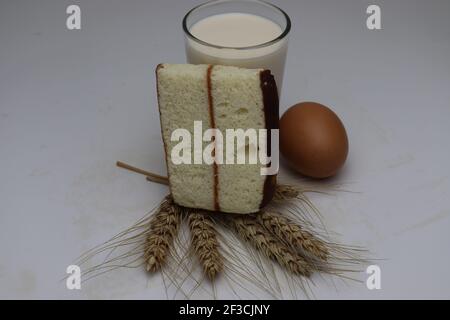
116,161,169,185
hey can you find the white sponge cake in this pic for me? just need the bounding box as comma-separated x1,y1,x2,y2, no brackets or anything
156,64,278,214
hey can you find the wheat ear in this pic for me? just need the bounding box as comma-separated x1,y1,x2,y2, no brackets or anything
258,210,329,261
232,215,311,277
273,184,300,200
188,211,223,280
144,196,180,272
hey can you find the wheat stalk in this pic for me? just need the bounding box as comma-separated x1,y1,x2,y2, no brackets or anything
144,196,180,272
232,215,311,277
258,210,329,261
188,211,223,280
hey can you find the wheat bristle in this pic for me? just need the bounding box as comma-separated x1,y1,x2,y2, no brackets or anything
258,210,329,261
232,215,311,277
144,196,180,272
188,211,223,280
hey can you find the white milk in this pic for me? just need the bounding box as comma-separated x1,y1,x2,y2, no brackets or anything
185,13,288,92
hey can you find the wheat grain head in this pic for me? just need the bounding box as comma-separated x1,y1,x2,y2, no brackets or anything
231,215,311,277
188,210,224,280
144,196,181,272
258,210,329,261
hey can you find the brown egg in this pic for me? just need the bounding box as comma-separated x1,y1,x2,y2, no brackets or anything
280,102,348,178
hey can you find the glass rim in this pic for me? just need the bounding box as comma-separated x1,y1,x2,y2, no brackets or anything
182,0,291,50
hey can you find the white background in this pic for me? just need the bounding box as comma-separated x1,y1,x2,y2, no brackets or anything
0,0,449,299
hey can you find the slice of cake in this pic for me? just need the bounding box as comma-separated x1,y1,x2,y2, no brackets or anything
156,64,278,214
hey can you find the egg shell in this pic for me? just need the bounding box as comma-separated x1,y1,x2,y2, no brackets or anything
280,102,349,178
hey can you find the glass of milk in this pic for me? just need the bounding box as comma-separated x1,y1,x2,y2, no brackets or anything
183,0,291,93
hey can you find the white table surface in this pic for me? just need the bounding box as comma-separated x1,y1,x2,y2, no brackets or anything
1,0,449,299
